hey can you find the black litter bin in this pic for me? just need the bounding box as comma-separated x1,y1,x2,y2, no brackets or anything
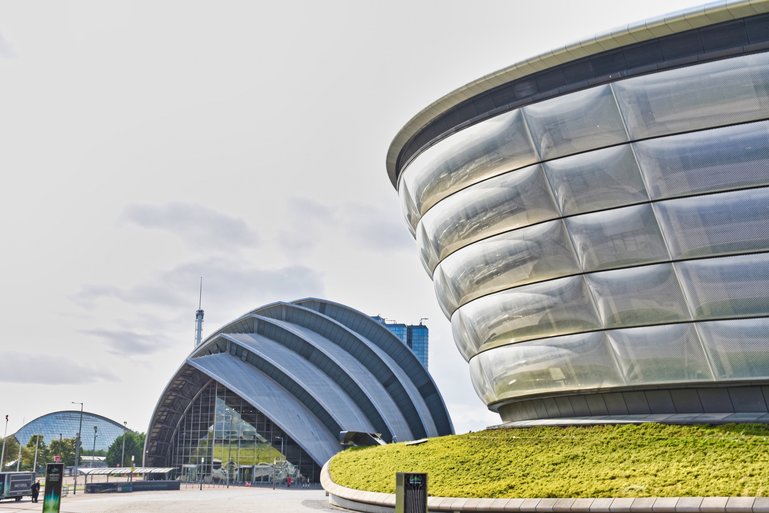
395,472,427,513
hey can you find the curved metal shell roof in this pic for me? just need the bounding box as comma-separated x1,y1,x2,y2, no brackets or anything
386,0,769,187
145,298,453,468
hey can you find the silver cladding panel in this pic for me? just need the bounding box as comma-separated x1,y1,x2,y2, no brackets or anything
395,49,769,414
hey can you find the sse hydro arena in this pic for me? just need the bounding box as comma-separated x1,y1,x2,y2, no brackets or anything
386,1,769,423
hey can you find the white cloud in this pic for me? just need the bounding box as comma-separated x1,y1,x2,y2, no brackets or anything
121,202,259,250
71,257,325,319
0,0,709,433
277,197,414,254
0,353,117,384
81,328,160,356
0,32,15,59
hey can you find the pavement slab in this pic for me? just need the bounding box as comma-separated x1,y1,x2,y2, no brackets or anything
0,486,336,513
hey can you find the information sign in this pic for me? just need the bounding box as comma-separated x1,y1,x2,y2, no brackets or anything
43,463,64,513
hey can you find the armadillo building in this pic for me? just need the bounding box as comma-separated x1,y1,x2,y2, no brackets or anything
387,1,769,423
145,298,453,482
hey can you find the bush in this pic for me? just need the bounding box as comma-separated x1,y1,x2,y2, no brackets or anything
329,424,769,498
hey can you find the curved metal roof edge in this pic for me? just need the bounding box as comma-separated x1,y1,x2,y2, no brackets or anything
188,297,426,433
199,320,411,435
247,309,404,440
276,301,432,438
145,361,203,436
296,298,454,435
219,332,373,435
187,356,339,466
197,297,372,346
385,0,769,188
144,364,212,460
188,297,453,437
292,297,431,381
197,300,289,348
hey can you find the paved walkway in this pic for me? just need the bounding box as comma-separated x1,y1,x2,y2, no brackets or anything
0,486,341,513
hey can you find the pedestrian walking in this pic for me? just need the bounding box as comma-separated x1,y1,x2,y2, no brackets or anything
31,480,40,503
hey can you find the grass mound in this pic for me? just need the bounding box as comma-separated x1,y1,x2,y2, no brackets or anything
329,423,769,498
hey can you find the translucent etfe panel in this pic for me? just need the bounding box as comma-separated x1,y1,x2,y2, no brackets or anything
417,164,559,272
398,178,419,236
451,307,482,362
434,220,580,316
451,276,601,359
523,84,628,160
634,120,769,200
614,52,769,140
676,253,769,319
399,109,539,219
565,203,669,272
416,221,440,277
544,144,648,216
607,324,714,384
585,264,690,329
469,332,624,403
654,188,769,260
698,318,769,380
433,265,460,319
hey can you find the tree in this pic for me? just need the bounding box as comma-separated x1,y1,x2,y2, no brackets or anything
48,438,77,467
26,435,49,473
106,432,146,467
0,435,19,470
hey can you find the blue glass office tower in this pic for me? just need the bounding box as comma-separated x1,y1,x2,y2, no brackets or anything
407,325,429,369
372,316,429,368
386,1,769,423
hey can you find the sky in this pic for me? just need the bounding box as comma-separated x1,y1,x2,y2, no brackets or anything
0,0,709,438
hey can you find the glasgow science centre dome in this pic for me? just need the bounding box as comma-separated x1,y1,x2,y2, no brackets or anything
386,1,769,423
145,298,452,482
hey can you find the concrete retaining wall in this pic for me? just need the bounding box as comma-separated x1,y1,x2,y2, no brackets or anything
321,462,768,513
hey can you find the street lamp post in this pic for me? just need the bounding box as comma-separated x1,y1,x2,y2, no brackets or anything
0,414,8,471
91,426,98,467
224,410,233,488
236,421,241,484
15,432,22,471
273,435,284,487
72,402,84,495
33,435,41,474
121,422,127,468
15,419,23,472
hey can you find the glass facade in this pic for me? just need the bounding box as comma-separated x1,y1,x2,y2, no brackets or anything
15,411,128,452
168,380,319,484
372,315,430,368
407,325,429,369
392,43,769,420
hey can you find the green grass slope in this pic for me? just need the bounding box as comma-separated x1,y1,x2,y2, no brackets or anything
329,424,769,498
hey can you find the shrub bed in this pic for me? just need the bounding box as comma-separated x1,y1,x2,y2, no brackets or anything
329,424,769,498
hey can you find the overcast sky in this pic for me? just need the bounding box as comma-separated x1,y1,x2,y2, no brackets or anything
0,0,708,438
